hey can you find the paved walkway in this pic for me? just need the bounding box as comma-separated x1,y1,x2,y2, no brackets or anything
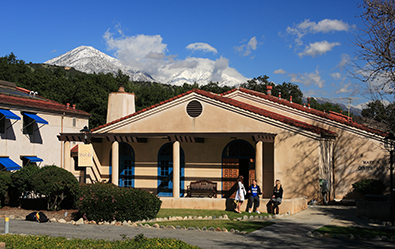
1,205,394,248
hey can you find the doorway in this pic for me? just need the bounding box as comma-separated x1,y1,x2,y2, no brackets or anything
222,140,255,198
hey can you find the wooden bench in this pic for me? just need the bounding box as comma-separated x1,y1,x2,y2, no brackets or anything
187,180,217,198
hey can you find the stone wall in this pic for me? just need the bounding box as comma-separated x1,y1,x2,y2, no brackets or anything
160,196,308,215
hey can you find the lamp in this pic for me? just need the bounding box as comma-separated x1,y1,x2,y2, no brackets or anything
80,126,90,144
384,132,395,222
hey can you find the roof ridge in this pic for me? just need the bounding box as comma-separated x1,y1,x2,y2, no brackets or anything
234,87,386,137
93,88,335,136
0,92,90,116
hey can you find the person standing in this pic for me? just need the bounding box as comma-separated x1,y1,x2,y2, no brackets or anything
234,175,246,213
247,179,262,213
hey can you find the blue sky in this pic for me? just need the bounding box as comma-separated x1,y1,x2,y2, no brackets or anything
1,0,368,106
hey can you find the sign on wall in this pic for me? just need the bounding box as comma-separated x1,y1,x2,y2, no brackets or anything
78,144,93,167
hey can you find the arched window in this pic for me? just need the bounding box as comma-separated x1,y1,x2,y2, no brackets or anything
109,142,135,187
157,142,185,197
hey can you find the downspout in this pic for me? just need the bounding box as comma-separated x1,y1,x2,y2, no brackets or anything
61,112,65,168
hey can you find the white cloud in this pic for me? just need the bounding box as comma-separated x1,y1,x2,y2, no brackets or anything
285,19,352,46
298,19,352,33
234,36,258,56
298,41,340,58
288,69,325,88
103,28,247,84
331,72,341,80
211,57,229,82
186,42,218,54
273,69,286,74
337,53,350,70
335,82,353,94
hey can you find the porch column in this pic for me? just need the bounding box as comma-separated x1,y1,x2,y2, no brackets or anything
64,141,71,172
255,141,263,191
112,141,119,186
173,141,180,198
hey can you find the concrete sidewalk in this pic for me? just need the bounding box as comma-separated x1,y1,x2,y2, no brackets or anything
1,205,394,249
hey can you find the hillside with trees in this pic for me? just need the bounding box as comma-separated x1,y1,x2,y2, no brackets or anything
1,53,354,129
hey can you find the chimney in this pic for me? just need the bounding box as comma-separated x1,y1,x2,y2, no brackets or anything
66,103,70,109
278,91,281,99
266,85,272,95
72,104,76,109
290,96,293,103
106,83,136,123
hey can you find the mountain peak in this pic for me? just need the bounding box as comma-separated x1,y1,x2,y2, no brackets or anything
45,46,154,82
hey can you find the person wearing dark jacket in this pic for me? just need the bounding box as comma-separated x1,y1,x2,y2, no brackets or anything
247,179,262,213
268,179,283,214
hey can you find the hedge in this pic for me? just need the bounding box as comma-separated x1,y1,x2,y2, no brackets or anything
77,182,162,222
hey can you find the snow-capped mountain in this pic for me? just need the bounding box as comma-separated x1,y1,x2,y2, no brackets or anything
308,97,362,116
45,46,154,82
45,46,246,86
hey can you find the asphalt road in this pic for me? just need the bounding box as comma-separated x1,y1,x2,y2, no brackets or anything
1,206,394,249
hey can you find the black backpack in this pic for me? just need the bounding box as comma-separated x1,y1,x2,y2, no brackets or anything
26,212,49,223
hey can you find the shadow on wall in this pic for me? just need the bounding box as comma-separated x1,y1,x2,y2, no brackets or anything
275,123,388,203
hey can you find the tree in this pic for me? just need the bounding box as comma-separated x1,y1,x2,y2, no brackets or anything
354,0,395,98
361,100,395,130
353,0,395,131
31,165,80,210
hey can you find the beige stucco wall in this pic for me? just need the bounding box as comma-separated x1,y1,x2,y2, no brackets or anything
1,105,88,169
88,94,327,201
228,91,390,200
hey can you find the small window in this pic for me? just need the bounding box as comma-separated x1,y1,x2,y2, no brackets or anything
186,100,203,118
23,114,34,135
73,117,76,127
0,115,4,133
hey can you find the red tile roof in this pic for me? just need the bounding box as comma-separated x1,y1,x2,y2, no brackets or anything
92,88,336,137
223,87,386,137
0,90,90,116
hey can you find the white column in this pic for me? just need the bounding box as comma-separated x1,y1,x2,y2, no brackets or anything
112,141,119,186
64,141,71,172
255,141,263,192
173,141,180,198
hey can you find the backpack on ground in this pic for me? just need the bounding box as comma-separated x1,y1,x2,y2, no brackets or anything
25,211,49,223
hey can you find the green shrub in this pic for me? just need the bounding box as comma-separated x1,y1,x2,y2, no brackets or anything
31,165,80,210
0,171,12,208
352,178,386,195
11,164,40,196
77,182,162,222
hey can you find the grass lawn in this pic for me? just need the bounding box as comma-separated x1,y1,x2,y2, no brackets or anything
149,208,273,233
156,208,269,220
315,225,395,238
0,234,200,249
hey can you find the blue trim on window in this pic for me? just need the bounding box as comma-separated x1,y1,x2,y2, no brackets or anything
0,109,20,120
157,142,185,197
22,156,43,162
0,157,21,171
22,113,48,124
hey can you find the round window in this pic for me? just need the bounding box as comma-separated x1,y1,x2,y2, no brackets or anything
186,100,203,118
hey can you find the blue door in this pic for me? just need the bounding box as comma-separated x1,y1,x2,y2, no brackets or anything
157,143,184,197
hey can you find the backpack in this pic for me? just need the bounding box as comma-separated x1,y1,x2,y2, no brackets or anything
26,212,49,223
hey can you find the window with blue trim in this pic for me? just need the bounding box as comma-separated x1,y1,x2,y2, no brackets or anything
157,143,185,197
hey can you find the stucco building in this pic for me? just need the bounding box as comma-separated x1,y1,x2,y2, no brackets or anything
58,85,390,211
0,80,90,172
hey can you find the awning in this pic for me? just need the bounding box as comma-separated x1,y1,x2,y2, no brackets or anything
22,156,43,163
0,109,20,120
23,113,48,124
0,157,21,171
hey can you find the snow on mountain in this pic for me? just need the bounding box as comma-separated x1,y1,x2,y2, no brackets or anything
45,46,154,82
311,97,362,116
45,46,245,86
